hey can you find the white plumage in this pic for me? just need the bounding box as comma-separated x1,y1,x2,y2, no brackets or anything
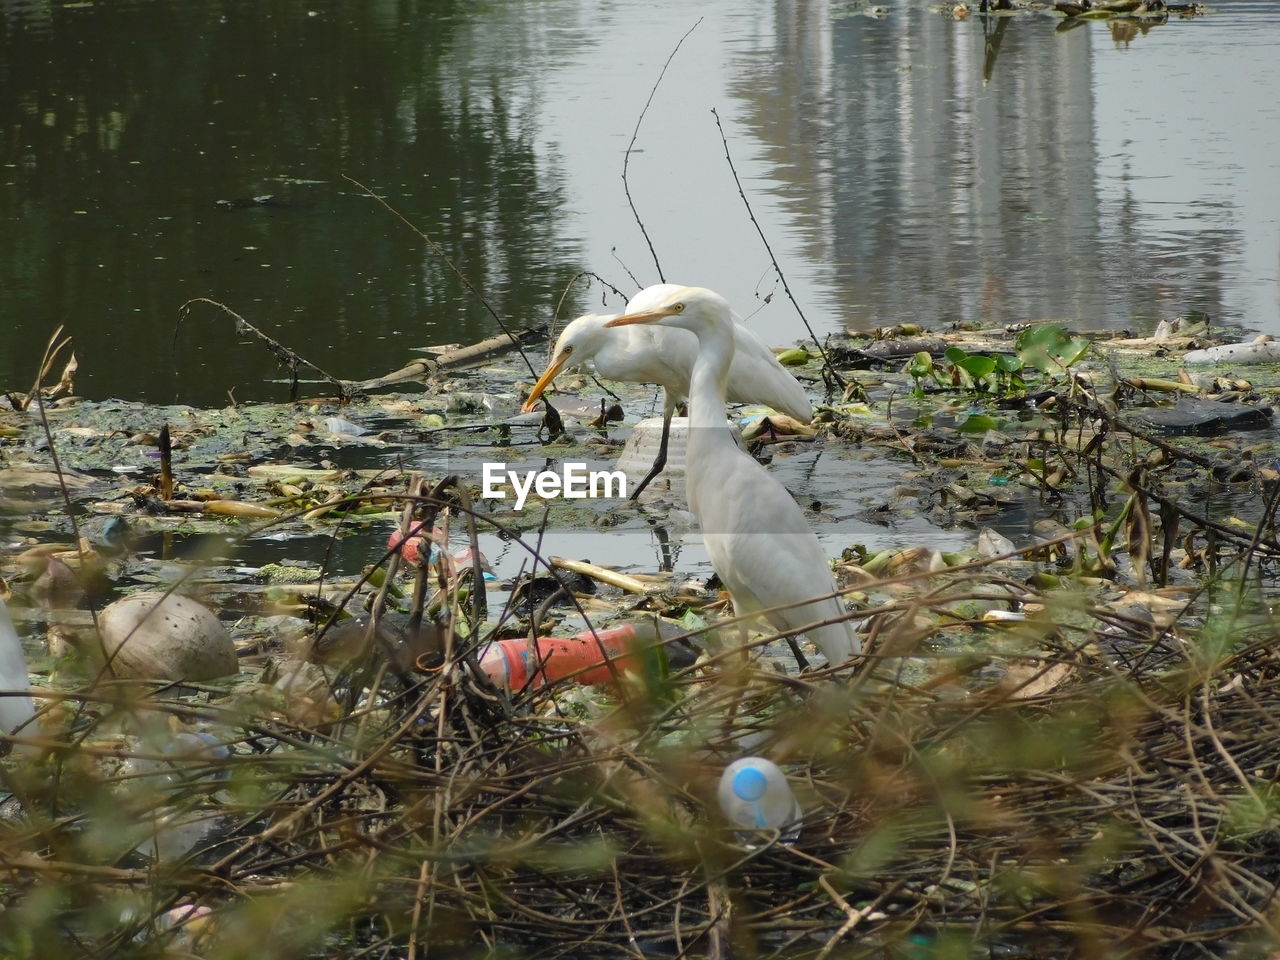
522,284,812,497
606,286,859,665
0,596,36,738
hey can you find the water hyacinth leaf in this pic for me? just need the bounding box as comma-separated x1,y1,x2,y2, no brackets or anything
1015,324,1090,373
957,355,998,379
906,351,934,379
944,346,970,365
994,353,1024,373
959,414,1001,434
1058,336,1090,366
1016,325,1064,350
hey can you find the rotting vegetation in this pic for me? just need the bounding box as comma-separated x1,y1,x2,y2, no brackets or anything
4,303,1280,959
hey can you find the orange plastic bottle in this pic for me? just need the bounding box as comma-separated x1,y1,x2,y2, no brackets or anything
477,620,684,691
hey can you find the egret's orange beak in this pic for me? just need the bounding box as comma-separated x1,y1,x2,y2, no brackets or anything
521,350,574,413
603,306,679,328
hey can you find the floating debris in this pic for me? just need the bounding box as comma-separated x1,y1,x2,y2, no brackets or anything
477,620,692,690
96,591,239,681
1130,396,1273,435
1183,335,1280,366
3,300,1279,958
718,756,803,844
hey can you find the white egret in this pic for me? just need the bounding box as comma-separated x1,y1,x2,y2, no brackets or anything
606,286,860,666
1,596,36,740
522,284,813,498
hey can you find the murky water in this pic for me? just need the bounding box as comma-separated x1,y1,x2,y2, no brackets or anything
3,0,1278,407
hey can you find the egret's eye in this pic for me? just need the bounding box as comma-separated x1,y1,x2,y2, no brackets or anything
563,345,573,355
672,303,686,314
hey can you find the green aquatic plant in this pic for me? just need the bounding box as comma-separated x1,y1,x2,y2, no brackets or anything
907,346,1029,399
906,350,935,399
1015,324,1090,375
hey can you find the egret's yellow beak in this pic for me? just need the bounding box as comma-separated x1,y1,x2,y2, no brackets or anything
603,306,679,328
521,350,574,413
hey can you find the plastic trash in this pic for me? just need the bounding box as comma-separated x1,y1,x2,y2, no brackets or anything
126,901,215,946
614,416,690,483
157,732,232,783
976,527,1016,558
1183,337,1280,366
386,523,441,564
982,609,1028,622
717,757,803,843
324,416,368,436
132,807,230,865
614,415,754,489
156,903,215,942
387,524,495,579
1153,313,1209,340
477,620,686,691
121,730,232,794
447,544,495,579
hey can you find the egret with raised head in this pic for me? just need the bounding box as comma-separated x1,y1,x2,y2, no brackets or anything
522,284,812,498
605,286,860,665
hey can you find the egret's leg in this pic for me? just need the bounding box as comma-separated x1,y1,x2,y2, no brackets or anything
785,635,811,673
628,409,671,500
737,589,811,672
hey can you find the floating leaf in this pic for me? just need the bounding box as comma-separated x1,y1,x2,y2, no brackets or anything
959,414,1001,434
1016,325,1090,374
906,351,934,379
679,609,708,632
957,355,998,379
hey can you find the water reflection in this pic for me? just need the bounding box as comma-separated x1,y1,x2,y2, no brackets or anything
0,0,582,405
2,0,1278,405
735,1,1255,335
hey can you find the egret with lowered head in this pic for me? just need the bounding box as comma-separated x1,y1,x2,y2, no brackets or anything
606,286,860,666
522,284,812,498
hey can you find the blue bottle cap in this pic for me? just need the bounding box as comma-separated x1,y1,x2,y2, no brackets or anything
732,766,768,802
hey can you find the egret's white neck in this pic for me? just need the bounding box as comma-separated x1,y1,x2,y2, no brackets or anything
685,317,736,437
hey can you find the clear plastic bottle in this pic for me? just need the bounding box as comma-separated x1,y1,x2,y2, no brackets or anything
717,757,803,843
